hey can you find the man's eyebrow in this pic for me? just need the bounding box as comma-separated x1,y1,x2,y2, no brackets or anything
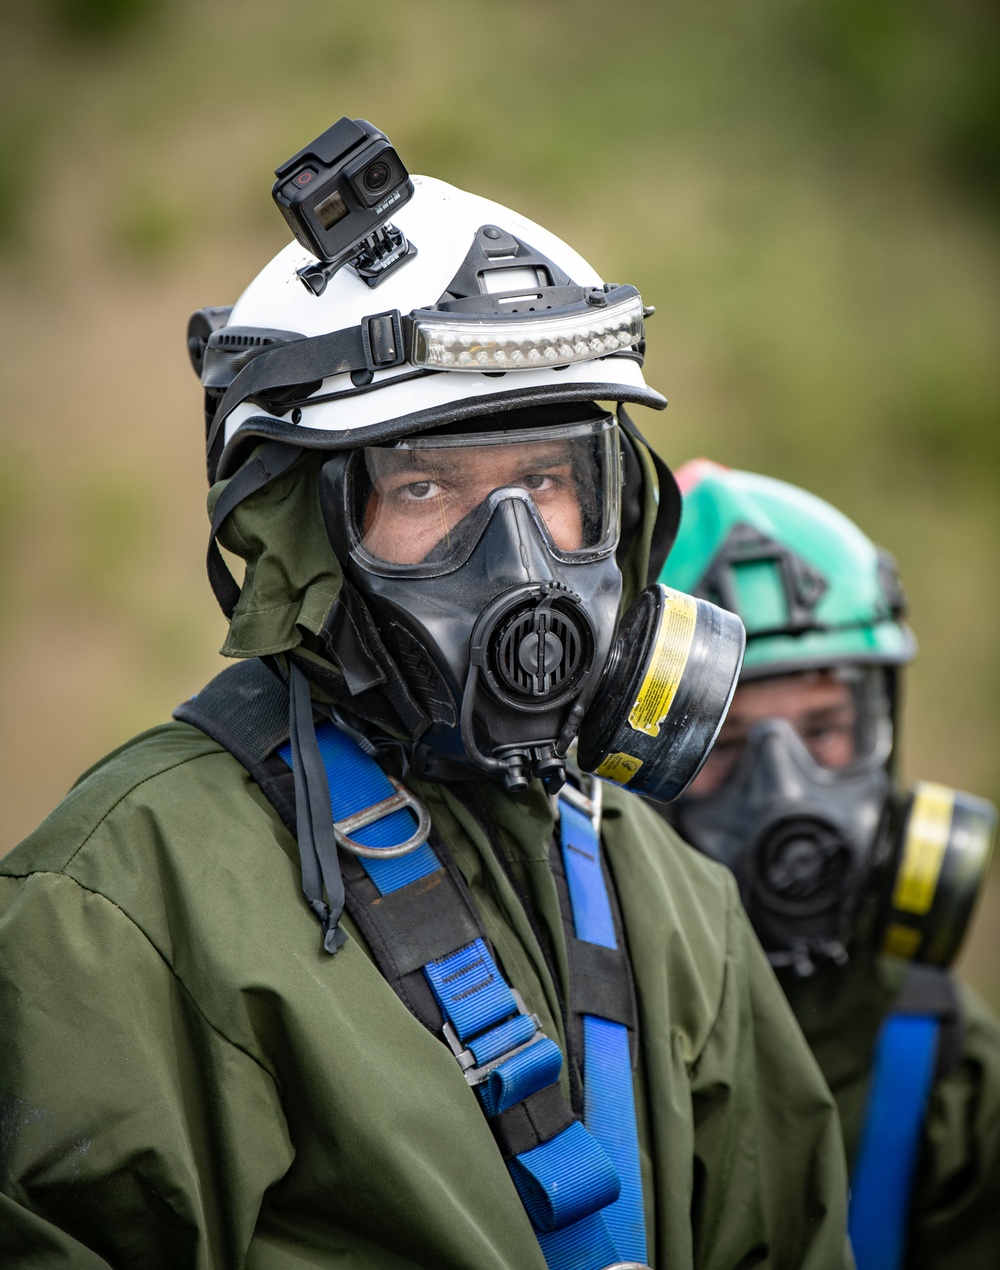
374,449,446,475
801,703,855,724
501,443,575,469
377,440,575,473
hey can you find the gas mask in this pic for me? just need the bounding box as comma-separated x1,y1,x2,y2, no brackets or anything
320,409,745,796
672,667,997,974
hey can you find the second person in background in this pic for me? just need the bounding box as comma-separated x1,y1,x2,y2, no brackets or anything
656,459,1000,1270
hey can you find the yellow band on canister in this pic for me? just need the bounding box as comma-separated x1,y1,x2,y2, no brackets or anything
627,588,698,738
891,781,956,916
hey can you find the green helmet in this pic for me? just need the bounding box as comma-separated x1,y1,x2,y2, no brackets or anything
661,460,916,677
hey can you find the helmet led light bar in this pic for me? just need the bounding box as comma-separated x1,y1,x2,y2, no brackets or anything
409,289,645,373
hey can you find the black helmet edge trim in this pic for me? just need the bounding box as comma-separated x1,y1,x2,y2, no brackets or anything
215,382,668,479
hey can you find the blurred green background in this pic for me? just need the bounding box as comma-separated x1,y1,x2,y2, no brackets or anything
1,0,998,1004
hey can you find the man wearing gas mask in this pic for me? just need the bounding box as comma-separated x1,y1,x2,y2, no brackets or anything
657,459,1000,1270
0,121,853,1269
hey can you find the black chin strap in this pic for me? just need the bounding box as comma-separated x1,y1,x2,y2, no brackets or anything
288,662,348,954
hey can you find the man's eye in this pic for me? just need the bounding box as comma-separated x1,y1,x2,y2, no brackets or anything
399,480,439,501
520,473,552,491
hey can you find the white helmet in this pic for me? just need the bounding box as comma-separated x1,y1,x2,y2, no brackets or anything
189,175,666,481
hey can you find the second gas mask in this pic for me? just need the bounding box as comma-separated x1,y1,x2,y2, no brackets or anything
320,412,745,797
671,667,997,974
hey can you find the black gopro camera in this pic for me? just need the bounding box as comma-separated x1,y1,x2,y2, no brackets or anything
272,118,413,266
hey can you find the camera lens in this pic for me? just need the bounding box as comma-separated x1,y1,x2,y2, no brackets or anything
363,161,392,193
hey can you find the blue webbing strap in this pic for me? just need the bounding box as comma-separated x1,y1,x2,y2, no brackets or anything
560,800,648,1265
848,1012,939,1270
279,721,648,1269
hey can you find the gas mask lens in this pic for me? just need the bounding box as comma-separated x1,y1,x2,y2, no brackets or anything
346,416,620,574
689,666,893,798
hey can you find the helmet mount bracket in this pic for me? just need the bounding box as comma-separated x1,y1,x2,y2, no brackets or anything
297,221,418,296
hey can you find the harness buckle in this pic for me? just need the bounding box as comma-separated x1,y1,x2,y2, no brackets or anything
441,990,545,1087
333,778,430,858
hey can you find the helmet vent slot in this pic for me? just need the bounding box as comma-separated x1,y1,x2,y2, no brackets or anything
200,326,307,390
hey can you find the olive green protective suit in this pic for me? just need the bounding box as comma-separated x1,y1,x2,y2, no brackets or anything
783,953,1000,1270
0,446,853,1268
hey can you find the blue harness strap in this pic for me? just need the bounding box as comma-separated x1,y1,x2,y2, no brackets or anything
848,1012,939,1270
560,799,647,1264
279,721,648,1270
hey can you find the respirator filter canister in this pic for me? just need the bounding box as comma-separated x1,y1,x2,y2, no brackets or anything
578,584,747,803
881,781,997,967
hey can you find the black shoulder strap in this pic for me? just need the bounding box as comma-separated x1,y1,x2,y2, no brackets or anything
173,658,490,1035
893,963,966,1080
176,657,299,830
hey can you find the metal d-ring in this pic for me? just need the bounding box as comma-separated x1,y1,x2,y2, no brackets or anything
332,778,431,859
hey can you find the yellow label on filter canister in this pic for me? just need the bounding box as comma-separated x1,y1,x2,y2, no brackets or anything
595,751,644,786
882,922,923,960
627,588,698,738
891,781,956,916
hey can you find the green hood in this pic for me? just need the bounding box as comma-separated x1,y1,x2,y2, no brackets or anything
209,449,344,660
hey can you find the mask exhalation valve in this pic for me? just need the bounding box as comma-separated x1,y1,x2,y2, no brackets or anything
487,591,592,703
459,585,601,794
756,817,851,914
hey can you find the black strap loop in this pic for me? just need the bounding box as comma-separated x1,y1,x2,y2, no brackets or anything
288,663,348,954
490,1083,578,1160
894,963,965,1080
173,659,471,976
